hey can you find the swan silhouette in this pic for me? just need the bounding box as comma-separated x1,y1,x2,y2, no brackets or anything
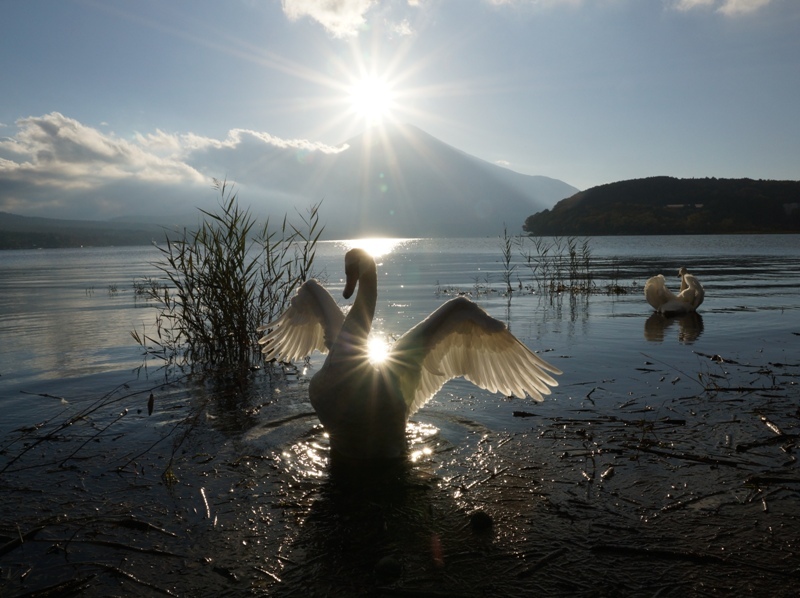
644,266,705,315
259,248,561,460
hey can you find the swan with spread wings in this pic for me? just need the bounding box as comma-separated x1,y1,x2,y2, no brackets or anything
259,248,561,460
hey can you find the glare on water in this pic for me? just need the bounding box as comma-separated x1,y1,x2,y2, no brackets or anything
341,237,412,258
3,236,800,597
2,234,800,434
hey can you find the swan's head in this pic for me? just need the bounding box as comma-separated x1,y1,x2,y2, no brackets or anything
343,248,376,299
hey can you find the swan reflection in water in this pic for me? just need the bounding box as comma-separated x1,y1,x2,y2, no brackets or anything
265,415,508,594
259,239,561,461
644,311,704,344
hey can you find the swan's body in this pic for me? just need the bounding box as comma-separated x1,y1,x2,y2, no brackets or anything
259,248,561,460
645,266,705,315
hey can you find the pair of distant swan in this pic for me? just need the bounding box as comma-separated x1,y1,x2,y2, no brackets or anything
259,248,561,460
645,266,705,316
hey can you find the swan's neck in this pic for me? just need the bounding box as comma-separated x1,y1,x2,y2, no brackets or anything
341,268,377,346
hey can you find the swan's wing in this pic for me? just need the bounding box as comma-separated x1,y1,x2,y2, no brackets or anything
390,297,561,416
644,275,677,311
678,274,705,309
258,279,344,362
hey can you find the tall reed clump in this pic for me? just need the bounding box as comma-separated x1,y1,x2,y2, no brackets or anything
132,180,322,370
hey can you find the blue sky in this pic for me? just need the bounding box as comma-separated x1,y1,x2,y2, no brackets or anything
1,0,798,221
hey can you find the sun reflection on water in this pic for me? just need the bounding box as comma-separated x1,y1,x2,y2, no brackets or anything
342,237,413,258
276,420,443,474
406,421,439,463
281,433,330,479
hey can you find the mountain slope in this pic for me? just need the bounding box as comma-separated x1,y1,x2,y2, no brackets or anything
313,124,576,237
310,124,574,237
218,123,577,238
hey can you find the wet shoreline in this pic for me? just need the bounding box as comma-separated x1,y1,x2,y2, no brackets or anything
2,344,798,597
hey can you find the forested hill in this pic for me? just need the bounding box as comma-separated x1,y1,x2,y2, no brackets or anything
0,212,168,249
523,177,800,235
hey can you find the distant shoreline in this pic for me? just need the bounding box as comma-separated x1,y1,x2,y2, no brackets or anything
3,230,799,251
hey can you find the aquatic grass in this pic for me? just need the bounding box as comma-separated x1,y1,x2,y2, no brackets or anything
132,277,165,299
131,179,322,370
517,235,596,297
500,225,516,295
604,257,628,295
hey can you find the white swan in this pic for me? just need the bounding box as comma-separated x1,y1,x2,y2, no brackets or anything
644,266,705,315
258,248,561,460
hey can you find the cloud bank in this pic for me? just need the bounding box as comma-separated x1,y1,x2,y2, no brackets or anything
671,0,774,15
486,0,775,16
277,0,775,39
281,0,375,37
280,0,420,38
0,113,346,221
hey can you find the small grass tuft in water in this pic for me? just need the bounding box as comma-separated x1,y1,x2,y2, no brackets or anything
517,235,595,297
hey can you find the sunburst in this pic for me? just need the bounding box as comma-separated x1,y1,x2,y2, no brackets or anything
348,75,395,122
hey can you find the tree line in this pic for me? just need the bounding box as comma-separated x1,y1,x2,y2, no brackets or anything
523,177,800,235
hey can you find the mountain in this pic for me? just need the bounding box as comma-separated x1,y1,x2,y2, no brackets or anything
303,124,578,238
523,176,800,235
0,124,579,247
218,123,577,239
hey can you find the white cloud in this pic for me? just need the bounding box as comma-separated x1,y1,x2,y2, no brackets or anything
486,0,774,13
486,0,584,8
716,0,772,15
224,129,346,153
281,0,375,37
671,0,774,15
390,18,414,36
135,128,346,163
0,113,347,220
672,0,715,9
0,113,205,190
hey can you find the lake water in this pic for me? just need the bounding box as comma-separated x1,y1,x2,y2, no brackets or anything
1,235,798,430
1,235,800,596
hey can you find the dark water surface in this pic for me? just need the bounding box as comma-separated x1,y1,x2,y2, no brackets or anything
1,235,799,596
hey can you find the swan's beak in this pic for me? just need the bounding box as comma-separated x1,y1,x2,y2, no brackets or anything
343,263,358,299
343,278,356,299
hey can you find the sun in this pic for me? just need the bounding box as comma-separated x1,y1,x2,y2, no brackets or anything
367,335,390,365
348,76,394,122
